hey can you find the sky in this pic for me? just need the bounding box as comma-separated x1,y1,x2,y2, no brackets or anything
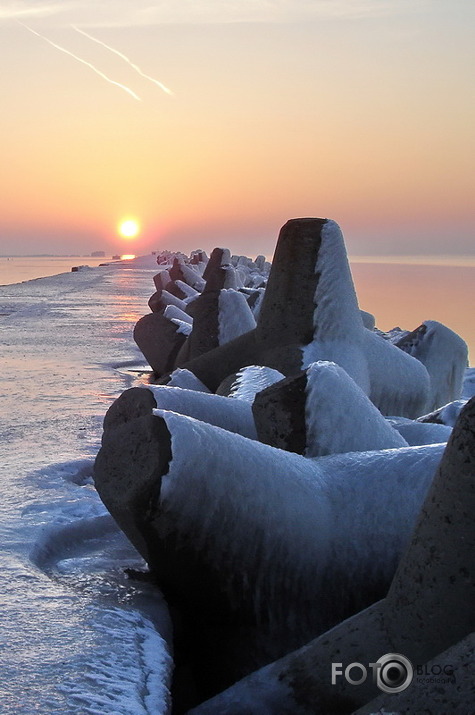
0,1,474,258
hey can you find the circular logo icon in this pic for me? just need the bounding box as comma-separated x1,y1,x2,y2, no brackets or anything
375,653,413,693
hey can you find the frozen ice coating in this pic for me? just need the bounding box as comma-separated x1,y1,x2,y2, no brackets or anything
179,264,206,292
169,317,193,335
396,319,468,411
147,384,257,439
218,289,257,345
163,304,193,325
166,367,211,392
0,263,175,714
363,328,431,417
159,288,188,311
189,399,475,714
228,365,285,401
299,220,431,417
417,397,468,427
462,367,475,399
304,361,408,456
360,309,375,330
152,409,443,625
174,279,199,299
387,416,452,446
312,220,364,341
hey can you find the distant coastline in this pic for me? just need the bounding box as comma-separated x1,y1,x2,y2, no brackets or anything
0,254,105,258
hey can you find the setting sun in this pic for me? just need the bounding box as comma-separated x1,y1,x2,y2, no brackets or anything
118,219,140,239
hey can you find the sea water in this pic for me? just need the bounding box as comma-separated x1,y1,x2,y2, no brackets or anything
0,261,173,713
0,256,115,286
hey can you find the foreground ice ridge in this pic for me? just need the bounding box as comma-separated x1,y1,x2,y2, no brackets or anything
94,217,471,710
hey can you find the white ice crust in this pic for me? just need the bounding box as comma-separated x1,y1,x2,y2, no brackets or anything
163,303,193,325
304,361,408,456
402,320,468,411
148,385,257,439
302,220,430,418
228,365,285,401
155,409,443,619
218,289,257,345
167,367,211,392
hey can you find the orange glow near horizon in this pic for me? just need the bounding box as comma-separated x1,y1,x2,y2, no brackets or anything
1,10,473,259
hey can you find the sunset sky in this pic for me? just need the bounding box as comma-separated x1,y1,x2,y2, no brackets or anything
1,1,474,258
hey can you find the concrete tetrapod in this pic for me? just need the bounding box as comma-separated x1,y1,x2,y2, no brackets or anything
395,319,468,412
252,361,408,456
94,389,444,706
188,396,475,714
170,218,430,417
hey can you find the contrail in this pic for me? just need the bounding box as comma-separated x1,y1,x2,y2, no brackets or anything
72,25,174,97
18,22,141,101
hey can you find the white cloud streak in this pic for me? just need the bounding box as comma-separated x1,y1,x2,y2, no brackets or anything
0,2,75,21
17,21,142,100
72,25,173,96
3,0,432,27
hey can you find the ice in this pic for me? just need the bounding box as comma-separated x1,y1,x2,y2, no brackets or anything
304,361,408,456
363,328,430,417
155,409,443,621
419,398,468,427
0,263,173,713
148,384,257,439
301,221,431,417
175,279,200,299
462,367,475,399
167,367,211,392
398,320,468,411
301,221,369,391
170,317,193,336
387,417,452,446
218,288,257,345
228,365,285,401
163,303,193,325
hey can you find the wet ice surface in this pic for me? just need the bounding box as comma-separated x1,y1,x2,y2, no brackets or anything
0,265,172,713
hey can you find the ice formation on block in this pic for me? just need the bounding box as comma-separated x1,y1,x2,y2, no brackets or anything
252,361,408,456
360,309,375,330
189,397,475,715
145,384,257,439
386,415,452,446
167,219,430,417
217,365,285,400
395,319,468,411
217,289,256,345
462,366,475,399
417,398,467,427
300,221,431,417
163,304,193,325
166,367,211,392
94,399,443,699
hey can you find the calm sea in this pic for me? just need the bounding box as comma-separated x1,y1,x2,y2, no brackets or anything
0,255,113,285
0,254,473,364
